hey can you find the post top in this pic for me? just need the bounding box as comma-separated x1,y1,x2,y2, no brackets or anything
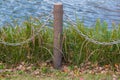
54,2,63,5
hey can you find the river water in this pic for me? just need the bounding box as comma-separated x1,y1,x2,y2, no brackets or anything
0,0,120,27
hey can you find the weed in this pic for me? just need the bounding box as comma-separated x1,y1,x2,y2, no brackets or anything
0,17,120,67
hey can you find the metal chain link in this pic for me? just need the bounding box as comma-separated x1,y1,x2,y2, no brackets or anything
1,11,120,46
64,14,120,46
0,11,52,46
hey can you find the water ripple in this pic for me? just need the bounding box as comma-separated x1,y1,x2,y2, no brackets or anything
0,0,120,27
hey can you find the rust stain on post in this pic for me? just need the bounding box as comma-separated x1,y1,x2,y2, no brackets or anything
53,2,63,69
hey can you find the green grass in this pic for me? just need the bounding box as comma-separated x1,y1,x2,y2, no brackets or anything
0,17,53,65
0,71,117,80
0,17,120,67
63,19,120,66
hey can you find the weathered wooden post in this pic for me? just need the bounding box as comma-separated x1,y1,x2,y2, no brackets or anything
53,2,63,69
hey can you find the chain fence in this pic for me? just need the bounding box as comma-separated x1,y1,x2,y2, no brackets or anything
64,14,120,46
0,9,120,46
0,11,52,46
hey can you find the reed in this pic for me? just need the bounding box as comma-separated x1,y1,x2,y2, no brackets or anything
63,19,120,66
0,18,120,67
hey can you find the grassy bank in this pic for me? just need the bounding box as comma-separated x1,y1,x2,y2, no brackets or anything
0,18,120,68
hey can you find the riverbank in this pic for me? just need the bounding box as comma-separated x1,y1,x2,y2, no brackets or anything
0,17,120,79
0,18,120,65
0,18,120,70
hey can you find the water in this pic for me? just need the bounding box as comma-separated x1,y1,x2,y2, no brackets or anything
0,0,120,27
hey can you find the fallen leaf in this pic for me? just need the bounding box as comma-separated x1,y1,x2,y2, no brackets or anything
80,77,84,80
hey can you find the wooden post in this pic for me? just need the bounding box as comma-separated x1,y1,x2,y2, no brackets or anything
53,3,63,69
